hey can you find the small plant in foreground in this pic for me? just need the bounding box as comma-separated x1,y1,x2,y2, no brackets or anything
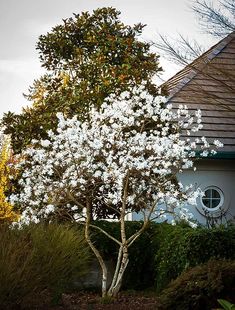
218,299,235,310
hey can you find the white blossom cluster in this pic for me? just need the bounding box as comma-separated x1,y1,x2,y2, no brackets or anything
10,86,222,225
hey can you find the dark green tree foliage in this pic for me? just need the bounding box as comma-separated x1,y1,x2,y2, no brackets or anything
2,7,161,153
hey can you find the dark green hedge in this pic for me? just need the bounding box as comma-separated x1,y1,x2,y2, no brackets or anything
155,224,235,291
90,221,158,290
87,221,235,291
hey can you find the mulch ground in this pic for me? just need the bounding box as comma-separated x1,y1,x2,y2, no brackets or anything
58,293,161,310
48,291,161,310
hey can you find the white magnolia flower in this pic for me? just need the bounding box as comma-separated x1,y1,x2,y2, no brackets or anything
40,139,51,147
10,86,222,226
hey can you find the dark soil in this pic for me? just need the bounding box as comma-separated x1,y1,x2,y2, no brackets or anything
44,291,160,310
62,291,159,310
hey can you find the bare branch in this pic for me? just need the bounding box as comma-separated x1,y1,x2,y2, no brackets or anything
153,33,206,67
89,223,121,246
192,0,235,37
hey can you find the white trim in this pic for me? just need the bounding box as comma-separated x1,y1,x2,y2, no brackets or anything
196,181,230,218
201,186,224,211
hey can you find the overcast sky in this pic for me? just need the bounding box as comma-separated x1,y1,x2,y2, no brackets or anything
0,0,218,117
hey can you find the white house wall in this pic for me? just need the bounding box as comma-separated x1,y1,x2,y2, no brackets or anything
132,159,235,225
178,159,235,225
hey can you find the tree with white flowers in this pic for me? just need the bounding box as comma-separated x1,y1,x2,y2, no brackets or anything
10,86,222,297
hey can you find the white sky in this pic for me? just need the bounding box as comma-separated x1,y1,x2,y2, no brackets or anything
0,0,218,117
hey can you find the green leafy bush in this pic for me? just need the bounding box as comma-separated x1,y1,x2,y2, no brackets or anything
158,259,235,310
0,223,90,308
155,225,235,291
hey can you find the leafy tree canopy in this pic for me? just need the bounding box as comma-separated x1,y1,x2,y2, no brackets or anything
2,7,162,153
0,135,19,223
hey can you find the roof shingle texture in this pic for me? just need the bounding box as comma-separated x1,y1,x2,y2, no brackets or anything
164,31,235,152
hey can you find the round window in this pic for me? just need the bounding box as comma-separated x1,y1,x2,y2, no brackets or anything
201,187,224,211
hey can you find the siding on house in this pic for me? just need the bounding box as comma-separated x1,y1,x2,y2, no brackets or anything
163,31,235,153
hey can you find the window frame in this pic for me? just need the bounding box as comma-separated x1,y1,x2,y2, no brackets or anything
200,186,224,212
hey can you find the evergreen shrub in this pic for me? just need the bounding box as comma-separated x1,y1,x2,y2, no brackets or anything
158,259,235,310
155,224,235,291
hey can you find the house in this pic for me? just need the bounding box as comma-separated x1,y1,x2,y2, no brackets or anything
133,31,235,226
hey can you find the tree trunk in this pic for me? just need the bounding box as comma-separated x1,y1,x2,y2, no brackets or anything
85,201,108,297
107,245,129,297
108,183,129,297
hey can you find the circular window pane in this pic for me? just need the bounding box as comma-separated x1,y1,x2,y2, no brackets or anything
213,189,220,198
201,187,224,210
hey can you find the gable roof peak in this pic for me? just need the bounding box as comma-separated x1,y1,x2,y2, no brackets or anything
163,31,235,154
163,31,235,99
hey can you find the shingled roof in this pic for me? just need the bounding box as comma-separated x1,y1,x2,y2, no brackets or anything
163,31,235,155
